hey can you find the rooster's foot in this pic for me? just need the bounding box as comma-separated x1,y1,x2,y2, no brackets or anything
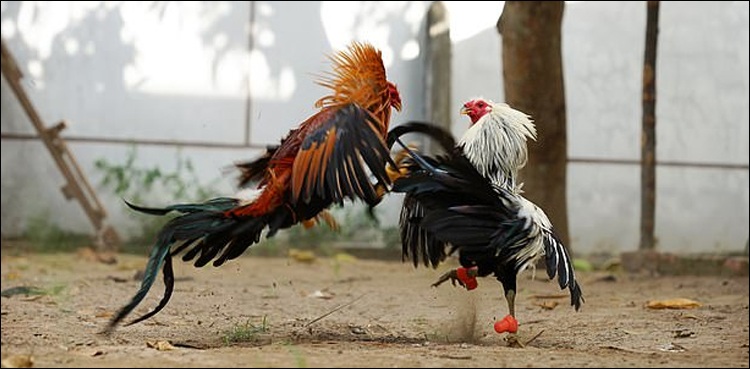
431,266,478,290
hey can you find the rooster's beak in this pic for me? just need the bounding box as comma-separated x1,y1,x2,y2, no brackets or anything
460,107,470,115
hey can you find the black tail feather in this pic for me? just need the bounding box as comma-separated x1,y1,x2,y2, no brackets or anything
235,145,279,188
544,232,584,311
104,227,174,334
106,197,269,333
123,255,175,327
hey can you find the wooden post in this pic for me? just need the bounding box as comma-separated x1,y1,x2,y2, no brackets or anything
640,1,659,250
1,39,120,251
425,1,451,153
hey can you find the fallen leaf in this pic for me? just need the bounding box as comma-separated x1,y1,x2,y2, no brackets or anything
673,329,695,338
658,343,687,352
646,298,701,310
1,354,34,368
350,326,367,335
146,340,176,351
4,271,22,280
334,252,357,263
531,294,568,299
307,290,335,299
535,300,559,310
95,311,113,318
107,276,129,283
288,249,316,263
76,247,116,265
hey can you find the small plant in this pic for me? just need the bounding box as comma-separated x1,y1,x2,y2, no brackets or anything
93,147,220,249
94,147,218,204
222,316,269,345
22,212,91,253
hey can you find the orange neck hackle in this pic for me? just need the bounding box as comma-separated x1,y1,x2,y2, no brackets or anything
314,42,401,135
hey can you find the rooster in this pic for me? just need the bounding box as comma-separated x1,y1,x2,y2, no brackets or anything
387,99,583,346
105,42,402,333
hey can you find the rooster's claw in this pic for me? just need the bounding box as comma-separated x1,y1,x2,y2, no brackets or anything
431,267,478,290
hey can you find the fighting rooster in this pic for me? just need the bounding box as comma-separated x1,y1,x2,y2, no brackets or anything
387,99,583,345
105,42,401,333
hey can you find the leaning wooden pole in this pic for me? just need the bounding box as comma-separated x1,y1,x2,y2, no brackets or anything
640,1,659,250
1,39,120,251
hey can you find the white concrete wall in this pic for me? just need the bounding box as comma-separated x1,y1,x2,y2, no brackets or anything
0,1,429,238
448,1,749,254
2,1,748,255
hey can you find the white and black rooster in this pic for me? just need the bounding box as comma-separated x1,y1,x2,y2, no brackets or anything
386,99,583,346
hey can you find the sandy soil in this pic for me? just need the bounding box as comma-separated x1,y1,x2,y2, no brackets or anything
1,250,748,368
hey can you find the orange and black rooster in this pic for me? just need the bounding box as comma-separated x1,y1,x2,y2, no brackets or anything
386,100,583,346
105,42,401,333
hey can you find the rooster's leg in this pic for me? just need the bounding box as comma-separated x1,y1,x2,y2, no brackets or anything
431,266,478,290
504,289,522,347
494,287,522,347
505,289,516,316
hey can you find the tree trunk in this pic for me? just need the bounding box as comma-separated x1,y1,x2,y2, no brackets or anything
425,1,452,155
640,1,659,250
497,1,570,249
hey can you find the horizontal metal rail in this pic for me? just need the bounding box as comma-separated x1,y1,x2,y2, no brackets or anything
2,132,748,170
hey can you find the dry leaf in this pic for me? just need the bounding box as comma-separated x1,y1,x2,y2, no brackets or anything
673,329,695,338
288,249,316,263
536,300,559,310
658,343,687,352
4,271,22,280
1,354,34,368
646,298,701,310
76,247,117,264
146,340,176,351
334,252,357,263
95,311,113,318
307,290,335,299
531,294,568,299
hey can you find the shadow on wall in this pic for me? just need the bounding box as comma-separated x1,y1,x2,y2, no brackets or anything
0,1,430,241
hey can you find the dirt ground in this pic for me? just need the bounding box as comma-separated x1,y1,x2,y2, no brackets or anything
1,250,748,368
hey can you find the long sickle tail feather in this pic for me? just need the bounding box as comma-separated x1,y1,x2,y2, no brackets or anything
104,227,174,334
105,197,269,333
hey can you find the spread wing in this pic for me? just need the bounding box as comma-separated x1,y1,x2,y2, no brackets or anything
291,103,395,206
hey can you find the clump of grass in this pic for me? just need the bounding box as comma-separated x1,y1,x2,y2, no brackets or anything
22,213,91,253
223,316,269,345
